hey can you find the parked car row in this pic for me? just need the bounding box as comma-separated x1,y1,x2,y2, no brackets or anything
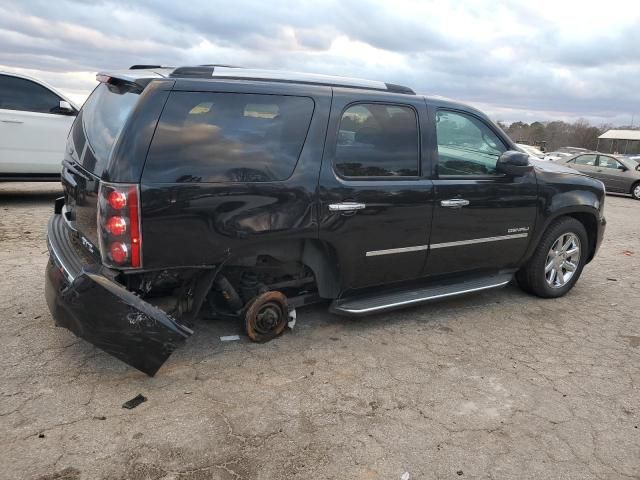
558,152,640,200
514,140,640,200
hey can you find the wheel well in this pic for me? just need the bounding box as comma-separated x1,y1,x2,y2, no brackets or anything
565,212,597,262
212,239,341,301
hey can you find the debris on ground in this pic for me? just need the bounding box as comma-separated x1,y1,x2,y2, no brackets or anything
288,308,297,330
623,250,634,256
122,394,147,410
401,472,410,480
220,335,240,341
606,277,617,281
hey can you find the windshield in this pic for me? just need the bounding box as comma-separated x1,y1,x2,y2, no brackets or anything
623,157,639,169
80,83,139,174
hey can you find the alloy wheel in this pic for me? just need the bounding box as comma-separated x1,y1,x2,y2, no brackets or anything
544,233,581,288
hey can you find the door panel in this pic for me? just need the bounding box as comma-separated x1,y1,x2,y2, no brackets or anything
567,154,598,178
427,177,538,275
0,109,74,174
318,89,434,291
595,155,629,192
424,107,537,277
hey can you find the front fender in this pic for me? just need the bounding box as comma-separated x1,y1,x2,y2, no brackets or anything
521,173,605,265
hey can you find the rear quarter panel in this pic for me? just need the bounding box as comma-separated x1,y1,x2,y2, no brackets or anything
139,81,332,268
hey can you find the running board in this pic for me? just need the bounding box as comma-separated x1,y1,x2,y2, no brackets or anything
330,273,513,316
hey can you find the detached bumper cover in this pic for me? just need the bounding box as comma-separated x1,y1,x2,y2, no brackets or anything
45,214,192,376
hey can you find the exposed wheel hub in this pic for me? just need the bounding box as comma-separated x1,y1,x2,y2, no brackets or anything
244,291,288,343
253,303,282,334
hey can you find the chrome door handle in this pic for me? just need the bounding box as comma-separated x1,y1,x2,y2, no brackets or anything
441,199,470,208
328,202,366,212
1,120,24,124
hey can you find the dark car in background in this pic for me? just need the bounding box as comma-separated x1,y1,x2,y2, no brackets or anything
560,152,640,200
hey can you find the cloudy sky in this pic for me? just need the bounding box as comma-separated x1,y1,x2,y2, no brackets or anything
1,0,639,125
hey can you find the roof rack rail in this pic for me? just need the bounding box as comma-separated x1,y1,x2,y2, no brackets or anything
129,65,164,70
170,66,215,77
168,65,416,95
385,83,415,95
199,64,241,68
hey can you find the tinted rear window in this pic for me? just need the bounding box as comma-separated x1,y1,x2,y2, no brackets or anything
335,103,419,177
80,83,138,174
144,92,314,183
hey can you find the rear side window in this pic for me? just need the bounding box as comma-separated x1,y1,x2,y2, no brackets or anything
0,74,62,114
81,83,139,174
573,154,596,166
335,103,419,177
597,156,622,169
144,92,315,183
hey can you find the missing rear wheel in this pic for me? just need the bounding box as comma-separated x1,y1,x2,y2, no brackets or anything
244,291,288,343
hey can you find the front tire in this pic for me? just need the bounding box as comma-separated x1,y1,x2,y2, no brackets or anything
631,182,640,200
517,217,588,298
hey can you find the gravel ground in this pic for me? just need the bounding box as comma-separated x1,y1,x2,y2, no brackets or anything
1,182,639,480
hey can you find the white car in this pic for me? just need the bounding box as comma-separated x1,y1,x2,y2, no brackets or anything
516,143,546,160
0,71,79,180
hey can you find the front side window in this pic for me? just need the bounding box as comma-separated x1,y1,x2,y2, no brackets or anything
436,110,506,176
0,74,62,114
144,92,314,183
335,103,419,177
598,156,623,169
573,154,596,166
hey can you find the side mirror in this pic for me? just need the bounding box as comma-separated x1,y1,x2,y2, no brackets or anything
496,150,533,176
57,100,76,115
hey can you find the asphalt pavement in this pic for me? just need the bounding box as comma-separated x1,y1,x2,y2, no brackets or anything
1,182,638,480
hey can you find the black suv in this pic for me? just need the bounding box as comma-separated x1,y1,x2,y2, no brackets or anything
45,65,606,375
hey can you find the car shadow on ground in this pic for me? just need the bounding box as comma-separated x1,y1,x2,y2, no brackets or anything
162,283,532,373
51,286,529,379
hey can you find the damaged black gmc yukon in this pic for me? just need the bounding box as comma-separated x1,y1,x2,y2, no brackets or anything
45,66,606,375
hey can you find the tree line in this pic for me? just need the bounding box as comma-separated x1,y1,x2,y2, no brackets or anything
497,120,640,154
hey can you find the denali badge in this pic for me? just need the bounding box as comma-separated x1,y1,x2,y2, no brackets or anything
81,236,94,253
508,227,530,233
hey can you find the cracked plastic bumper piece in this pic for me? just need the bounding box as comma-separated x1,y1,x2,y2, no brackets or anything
45,214,192,376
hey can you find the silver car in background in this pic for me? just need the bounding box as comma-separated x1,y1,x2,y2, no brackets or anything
559,152,640,200
516,143,546,159
544,151,573,162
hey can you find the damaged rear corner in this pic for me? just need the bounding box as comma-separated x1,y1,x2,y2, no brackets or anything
45,214,194,376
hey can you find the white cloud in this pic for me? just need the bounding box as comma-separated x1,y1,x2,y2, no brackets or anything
0,0,638,124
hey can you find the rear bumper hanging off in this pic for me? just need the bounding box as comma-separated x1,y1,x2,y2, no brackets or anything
45,214,192,376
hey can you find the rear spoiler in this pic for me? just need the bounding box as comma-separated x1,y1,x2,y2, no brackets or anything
96,70,167,92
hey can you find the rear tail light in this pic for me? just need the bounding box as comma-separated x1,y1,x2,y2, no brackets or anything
107,190,127,210
97,182,142,268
